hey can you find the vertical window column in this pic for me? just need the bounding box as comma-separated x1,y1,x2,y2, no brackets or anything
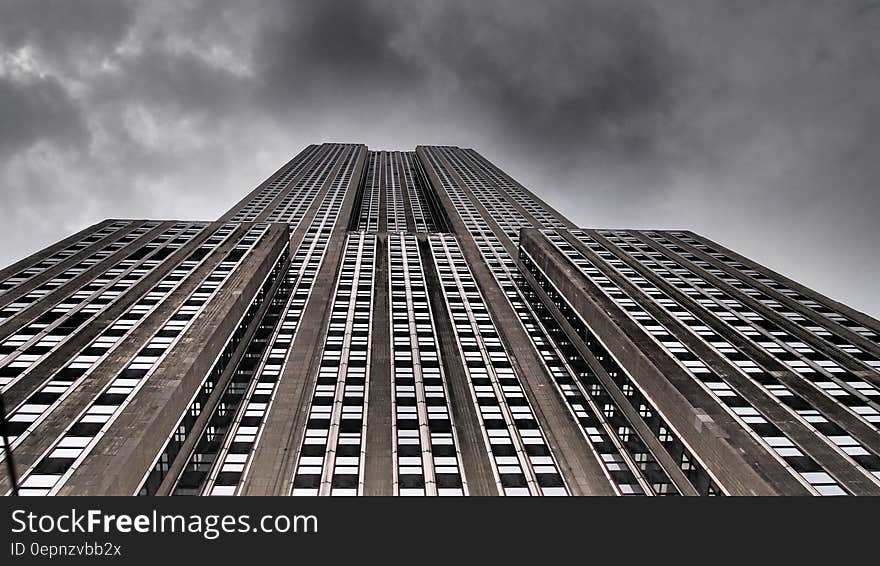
292,234,376,496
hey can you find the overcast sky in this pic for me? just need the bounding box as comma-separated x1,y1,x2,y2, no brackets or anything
1,0,878,316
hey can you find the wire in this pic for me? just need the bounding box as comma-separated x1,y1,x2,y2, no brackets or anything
0,393,19,496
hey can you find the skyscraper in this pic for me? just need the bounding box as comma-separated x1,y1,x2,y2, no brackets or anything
1,143,878,496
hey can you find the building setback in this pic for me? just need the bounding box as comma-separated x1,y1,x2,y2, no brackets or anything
1,143,879,496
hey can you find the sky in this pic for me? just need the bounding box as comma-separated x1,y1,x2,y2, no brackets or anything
0,0,878,316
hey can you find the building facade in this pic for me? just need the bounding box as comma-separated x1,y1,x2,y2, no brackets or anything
1,143,879,496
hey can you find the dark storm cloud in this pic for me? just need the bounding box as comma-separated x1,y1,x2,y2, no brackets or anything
407,2,681,153
0,0,877,316
257,1,419,86
0,0,134,56
0,74,85,158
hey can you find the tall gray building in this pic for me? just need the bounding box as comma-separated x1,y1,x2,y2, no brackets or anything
1,143,879,496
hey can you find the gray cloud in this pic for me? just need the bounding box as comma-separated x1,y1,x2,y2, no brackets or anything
0,0,877,317
0,0,134,57
0,74,86,157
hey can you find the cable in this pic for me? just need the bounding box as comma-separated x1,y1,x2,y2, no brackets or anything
0,393,19,495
